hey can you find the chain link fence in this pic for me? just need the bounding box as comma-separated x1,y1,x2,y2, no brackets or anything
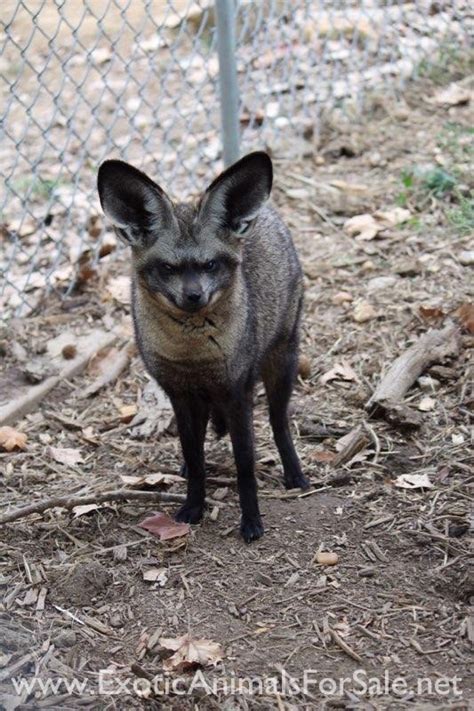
1,0,471,318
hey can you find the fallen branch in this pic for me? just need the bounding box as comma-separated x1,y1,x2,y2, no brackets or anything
0,489,187,525
329,626,364,663
0,330,117,426
333,425,369,466
366,322,460,421
79,344,133,398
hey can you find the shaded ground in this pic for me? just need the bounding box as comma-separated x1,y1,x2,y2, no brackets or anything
0,65,473,709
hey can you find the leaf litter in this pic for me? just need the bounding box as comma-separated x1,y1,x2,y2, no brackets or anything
138,512,190,541
159,634,223,671
0,57,473,707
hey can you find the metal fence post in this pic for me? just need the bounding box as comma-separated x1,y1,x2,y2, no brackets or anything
215,0,240,166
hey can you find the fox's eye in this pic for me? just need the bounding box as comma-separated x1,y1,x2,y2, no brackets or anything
203,260,217,272
161,263,174,274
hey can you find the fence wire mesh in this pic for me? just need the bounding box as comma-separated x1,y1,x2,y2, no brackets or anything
1,0,471,318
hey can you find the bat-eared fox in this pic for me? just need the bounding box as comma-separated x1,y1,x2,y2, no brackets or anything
98,151,309,542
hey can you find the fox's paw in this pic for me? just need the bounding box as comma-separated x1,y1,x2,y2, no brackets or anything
284,471,310,490
240,515,264,543
175,503,204,524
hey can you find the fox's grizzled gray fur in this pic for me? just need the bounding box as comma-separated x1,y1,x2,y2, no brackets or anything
97,152,308,542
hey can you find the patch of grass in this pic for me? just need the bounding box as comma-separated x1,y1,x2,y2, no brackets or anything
448,195,474,234
11,177,62,201
396,166,458,206
422,168,457,196
417,44,474,85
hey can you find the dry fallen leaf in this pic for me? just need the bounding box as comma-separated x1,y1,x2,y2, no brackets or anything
311,450,337,463
73,503,102,517
118,404,138,422
394,473,433,489
428,83,472,107
81,345,132,398
375,207,411,226
138,512,190,541
120,473,183,488
419,305,445,322
454,302,474,334
0,426,27,451
320,360,359,385
87,346,120,376
143,567,168,586
344,214,379,241
129,380,174,439
160,634,223,671
330,179,368,194
418,396,436,412
106,276,131,305
48,447,84,466
332,291,353,305
345,208,411,241
353,301,377,323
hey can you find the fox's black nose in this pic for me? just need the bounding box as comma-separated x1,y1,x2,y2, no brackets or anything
186,291,202,304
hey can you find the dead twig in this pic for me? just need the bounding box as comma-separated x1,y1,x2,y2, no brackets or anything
333,425,369,466
0,330,117,426
366,322,460,421
0,488,188,525
79,344,133,398
329,626,364,663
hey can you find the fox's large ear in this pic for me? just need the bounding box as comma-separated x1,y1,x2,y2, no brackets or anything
97,160,175,247
199,152,272,234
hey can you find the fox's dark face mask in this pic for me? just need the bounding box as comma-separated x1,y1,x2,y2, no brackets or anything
97,153,272,315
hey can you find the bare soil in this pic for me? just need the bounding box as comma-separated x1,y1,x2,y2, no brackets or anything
0,67,473,710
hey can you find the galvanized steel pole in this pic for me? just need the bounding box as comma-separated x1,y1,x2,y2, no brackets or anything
215,0,240,166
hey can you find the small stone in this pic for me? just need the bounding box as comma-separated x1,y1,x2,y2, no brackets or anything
212,487,228,501
368,151,382,166
332,291,353,305
314,551,339,566
459,250,474,266
394,259,422,277
62,344,77,360
418,396,436,412
367,275,397,292
358,566,376,578
418,376,440,392
353,301,377,323
256,572,273,586
428,365,457,380
53,630,77,648
109,613,123,628
275,116,290,129
298,354,311,379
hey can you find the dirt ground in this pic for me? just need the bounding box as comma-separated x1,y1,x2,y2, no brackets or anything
0,63,473,709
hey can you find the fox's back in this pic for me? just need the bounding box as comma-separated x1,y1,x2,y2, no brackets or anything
242,205,303,356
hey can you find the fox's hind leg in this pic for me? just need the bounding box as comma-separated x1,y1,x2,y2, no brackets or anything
262,339,309,491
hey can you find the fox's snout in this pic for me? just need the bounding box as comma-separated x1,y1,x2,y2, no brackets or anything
179,280,208,312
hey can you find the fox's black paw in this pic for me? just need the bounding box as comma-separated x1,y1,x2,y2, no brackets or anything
284,472,310,490
175,503,204,524
240,515,264,543
179,462,188,479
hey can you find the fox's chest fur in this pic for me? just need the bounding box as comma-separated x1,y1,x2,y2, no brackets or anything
132,281,248,391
